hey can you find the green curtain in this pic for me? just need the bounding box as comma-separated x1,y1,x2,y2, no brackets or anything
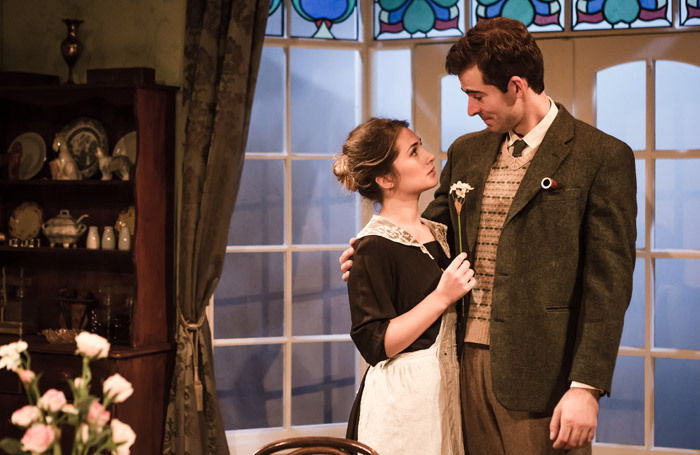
161,0,268,453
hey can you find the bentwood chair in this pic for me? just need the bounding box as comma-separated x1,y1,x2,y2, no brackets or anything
252,436,380,455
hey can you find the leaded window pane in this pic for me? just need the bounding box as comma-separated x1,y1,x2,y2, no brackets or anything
596,61,646,151
291,342,356,425
246,47,285,155
291,160,359,245
573,0,671,30
292,251,351,336
290,48,359,155
215,344,284,430
655,159,700,250
374,0,465,40
291,0,359,40
266,0,285,37
472,0,564,32
372,49,413,120
215,253,284,339
655,60,700,151
654,259,700,350
681,0,700,25
596,356,644,445
228,160,285,246
655,358,700,449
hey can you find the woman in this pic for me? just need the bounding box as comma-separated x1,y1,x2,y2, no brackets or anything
334,118,476,455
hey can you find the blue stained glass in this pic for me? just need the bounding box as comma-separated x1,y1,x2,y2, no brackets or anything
291,0,358,40
586,0,604,13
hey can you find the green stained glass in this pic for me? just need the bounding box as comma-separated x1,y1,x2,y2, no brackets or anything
573,0,671,30
290,0,358,40
472,0,563,32
374,0,465,40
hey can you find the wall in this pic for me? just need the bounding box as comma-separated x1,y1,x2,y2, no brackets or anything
0,0,185,86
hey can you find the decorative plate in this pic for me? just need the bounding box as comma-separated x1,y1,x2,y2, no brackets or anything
60,117,109,179
8,132,46,179
113,131,137,165
8,201,44,241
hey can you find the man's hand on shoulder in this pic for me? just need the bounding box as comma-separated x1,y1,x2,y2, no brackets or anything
339,238,357,282
550,387,600,449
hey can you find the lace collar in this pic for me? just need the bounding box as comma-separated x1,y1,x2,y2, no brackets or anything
356,215,451,261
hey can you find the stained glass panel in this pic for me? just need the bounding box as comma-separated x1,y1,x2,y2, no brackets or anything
681,0,700,25
374,0,465,40
472,0,564,32
266,0,284,36
573,0,671,30
290,0,359,40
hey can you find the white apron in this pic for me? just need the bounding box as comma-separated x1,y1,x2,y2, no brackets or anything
357,304,464,455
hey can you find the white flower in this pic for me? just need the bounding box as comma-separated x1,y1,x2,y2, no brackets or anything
37,389,67,413
449,181,474,201
74,377,85,389
103,374,134,403
79,423,90,443
62,403,79,415
11,405,42,427
0,340,28,371
110,419,136,455
75,332,110,359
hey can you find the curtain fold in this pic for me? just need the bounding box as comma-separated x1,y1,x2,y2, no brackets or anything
162,1,268,453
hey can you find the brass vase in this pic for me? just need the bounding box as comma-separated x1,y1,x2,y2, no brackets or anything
60,19,84,84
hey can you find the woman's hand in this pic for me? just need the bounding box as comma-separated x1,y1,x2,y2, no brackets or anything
433,252,476,307
338,238,357,282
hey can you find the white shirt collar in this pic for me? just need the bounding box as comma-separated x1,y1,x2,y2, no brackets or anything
507,97,558,151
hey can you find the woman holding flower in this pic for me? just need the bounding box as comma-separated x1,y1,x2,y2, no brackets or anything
333,118,476,455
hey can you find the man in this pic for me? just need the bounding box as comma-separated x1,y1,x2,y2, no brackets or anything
341,17,637,454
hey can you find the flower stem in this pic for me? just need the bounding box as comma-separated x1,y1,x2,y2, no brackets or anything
456,213,465,316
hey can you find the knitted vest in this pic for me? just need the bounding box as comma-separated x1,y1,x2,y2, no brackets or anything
464,151,531,345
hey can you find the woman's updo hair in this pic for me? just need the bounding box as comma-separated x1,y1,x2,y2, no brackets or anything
333,117,408,203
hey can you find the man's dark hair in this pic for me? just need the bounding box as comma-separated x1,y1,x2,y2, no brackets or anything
445,17,545,94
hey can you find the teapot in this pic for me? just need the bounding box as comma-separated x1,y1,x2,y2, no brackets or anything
41,210,88,248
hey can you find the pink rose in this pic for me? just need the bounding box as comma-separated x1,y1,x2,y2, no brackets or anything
37,389,67,413
20,424,55,453
103,373,133,403
16,368,35,384
110,419,136,455
11,405,42,427
75,332,110,359
87,400,110,429
74,377,85,389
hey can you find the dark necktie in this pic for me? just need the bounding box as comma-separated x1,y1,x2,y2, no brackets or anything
511,139,527,158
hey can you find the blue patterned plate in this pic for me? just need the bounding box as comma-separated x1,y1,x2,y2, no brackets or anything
60,117,109,178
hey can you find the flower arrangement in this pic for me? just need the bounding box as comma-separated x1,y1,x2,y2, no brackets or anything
0,332,136,455
449,180,474,315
